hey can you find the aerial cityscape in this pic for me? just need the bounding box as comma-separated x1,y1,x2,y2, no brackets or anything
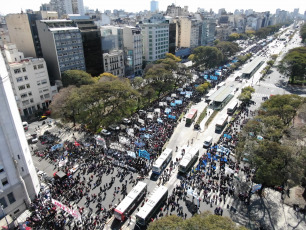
0,0,305,229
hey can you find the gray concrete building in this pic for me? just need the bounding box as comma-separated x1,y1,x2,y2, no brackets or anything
36,19,86,85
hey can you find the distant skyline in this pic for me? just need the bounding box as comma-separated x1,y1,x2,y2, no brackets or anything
1,0,305,15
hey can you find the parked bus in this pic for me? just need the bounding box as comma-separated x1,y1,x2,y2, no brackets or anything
215,115,228,133
152,148,173,175
136,186,168,226
185,109,198,126
114,181,147,221
227,100,238,115
178,147,199,173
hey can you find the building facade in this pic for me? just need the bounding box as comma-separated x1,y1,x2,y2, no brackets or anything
4,44,56,117
49,0,84,17
140,14,169,62
0,52,40,219
36,19,86,85
122,26,143,77
103,50,125,77
73,19,103,76
6,13,43,58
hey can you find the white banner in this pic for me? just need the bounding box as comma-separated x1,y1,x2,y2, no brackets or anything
52,199,81,220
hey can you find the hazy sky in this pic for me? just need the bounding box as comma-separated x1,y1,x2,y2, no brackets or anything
1,0,305,15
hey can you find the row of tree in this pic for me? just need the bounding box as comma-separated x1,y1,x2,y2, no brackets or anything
236,94,306,191
189,41,240,70
50,53,192,131
147,211,247,230
299,23,306,43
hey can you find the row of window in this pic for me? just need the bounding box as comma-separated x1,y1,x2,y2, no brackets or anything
0,192,16,209
16,76,28,82
13,67,26,74
33,64,44,70
37,79,48,86
59,63,84,69
54,34,81,40
56,46,82,52
22,98,34,105
40,94,50,100
18,84,31,91
20,92,32,99
56,40,81,46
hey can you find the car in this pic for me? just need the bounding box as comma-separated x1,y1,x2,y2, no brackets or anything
108,124,120,131
39,116,48,121
31,138,38,143
122,118,131,124
101,129,111,136
235,76,241,81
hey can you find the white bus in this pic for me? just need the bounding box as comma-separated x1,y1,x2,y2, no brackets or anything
152,148,173,175
215,115,228,133
227,100,238,115
136,186,168,226
178,147,199,173
114,181,147,221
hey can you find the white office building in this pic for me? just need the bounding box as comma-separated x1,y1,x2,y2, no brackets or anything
4,44,57,117
0,52,40,220
140,14,169,62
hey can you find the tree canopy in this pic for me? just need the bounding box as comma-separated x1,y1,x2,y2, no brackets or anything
278,46,306,84
216,41,240,60
236,94,305,190
148,212,247,230
300,23,306,43
191,46,223,70
61,70,96,87
237,86,255,104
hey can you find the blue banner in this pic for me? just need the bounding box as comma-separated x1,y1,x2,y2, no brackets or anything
139,149,150,160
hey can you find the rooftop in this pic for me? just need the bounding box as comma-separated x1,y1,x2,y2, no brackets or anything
209,85,234,103
242,56,265,74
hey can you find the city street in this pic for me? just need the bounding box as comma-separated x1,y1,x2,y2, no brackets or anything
27,24,306,230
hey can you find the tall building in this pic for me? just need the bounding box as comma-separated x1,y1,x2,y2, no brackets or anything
200,16,216,46
140,14,169,62
174,17,201,49
123,26,143,77
150,1,159,13
103,50,125,77
49,0,84,17
36,19,86,85
6,13,43,58
71,18,103,76
4,44,56,117
166,4,189,17
100,26,124,53
0,52,40,219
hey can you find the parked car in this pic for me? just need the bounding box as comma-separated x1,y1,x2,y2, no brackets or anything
31,138,38,143
101,129,111,136
122,118,131,124
108,124,120,131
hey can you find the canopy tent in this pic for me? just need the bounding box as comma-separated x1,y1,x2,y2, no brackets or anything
175,100,183,105
171,93,177,98
159,102,167,107
127,151,136,158
165,108,171,114
154,108,161,114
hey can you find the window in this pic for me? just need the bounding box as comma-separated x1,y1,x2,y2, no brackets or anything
38,64,44,69
26,84,30,88
24,76,28,80
28,92,32,96
7,192,16,204
1,178,8,186
40,95,44,100
0,198,7,209
33,65,37,70
14,68,21,74
22,67,26,72
18,85,25,91
16,77,23,82
22,100,29,106
20,93,27,98
30,98,34,103
41,79,47,85
0,165,4,173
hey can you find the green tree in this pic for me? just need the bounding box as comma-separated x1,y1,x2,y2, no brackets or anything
278,46,306,84
238,86,255,104
245,30,255,37
145,64,175,98
228,33,240,41
196,82,211,94
192,46,223,70
300,24,306,43
98,72,118,82
216,41,240,60
148,212,247,230
61,70,96,87
165,53,182,62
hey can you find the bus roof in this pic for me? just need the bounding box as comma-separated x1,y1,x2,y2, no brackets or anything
115,182,147,213
179,148,199,168
216,115,228,126
227,100,238,110
153,148,172,168
136,186,168,219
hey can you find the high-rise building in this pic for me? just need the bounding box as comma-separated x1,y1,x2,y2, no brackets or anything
0,52,40,219
71,18,104,76
200,16,216,46
123,26,143,77
36,19,86,85
49,0,84,17
4,44,56,117
293,8,299,17
100,26,124,53
6,13,43,58
150,1,159,13
140,14,169,62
